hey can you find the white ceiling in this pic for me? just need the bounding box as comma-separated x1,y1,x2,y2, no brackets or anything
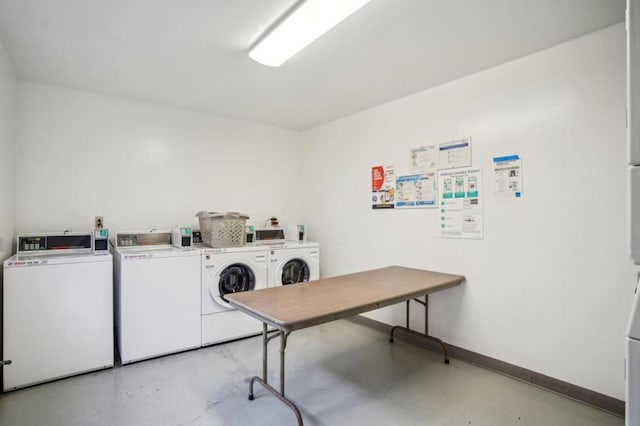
0,0,626,130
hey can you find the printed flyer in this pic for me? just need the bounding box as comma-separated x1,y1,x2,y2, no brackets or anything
395,172,437,208
438,167,483,239
438,138,472,170
410,145,439,172
493,154,523,199
371,165,395,209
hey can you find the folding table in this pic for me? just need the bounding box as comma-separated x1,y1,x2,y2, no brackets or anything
227,265,465,425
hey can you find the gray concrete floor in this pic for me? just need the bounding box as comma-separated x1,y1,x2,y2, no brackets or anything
0,320,624,426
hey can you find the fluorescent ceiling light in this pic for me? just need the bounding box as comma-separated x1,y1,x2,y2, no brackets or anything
249,0,372,67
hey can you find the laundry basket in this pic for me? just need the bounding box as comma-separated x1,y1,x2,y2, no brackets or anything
196,211,249,247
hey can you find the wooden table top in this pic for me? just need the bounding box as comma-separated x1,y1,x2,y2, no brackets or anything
226,265,465,332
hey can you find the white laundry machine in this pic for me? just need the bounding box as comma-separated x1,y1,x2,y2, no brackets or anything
627,274,640,425
201,245,268,345
266,241,320,287
113,229,201,364
2,231,113,391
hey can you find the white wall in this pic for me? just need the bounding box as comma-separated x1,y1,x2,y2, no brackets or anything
15,83,302,233
301,24,635,399
9,21,634,401
0,37,16,261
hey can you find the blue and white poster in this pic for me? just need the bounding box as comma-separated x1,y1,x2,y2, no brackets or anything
438,138,472,170
493,154,523,199
395,172,437,209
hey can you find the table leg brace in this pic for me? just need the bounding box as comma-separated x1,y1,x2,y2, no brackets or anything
248,324,303,425
389,295,451,364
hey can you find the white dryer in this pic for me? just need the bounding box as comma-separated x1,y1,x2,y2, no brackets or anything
201,245,267,345
113,230,201,364
267,241,320,287
2,231,113,391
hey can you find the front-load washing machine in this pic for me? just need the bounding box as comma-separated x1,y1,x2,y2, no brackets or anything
267,241,320,287
113,229,201,364
201,245,267,345
2,231,113,391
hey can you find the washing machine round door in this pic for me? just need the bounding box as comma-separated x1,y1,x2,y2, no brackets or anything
281,259,310,285
213,264,256,307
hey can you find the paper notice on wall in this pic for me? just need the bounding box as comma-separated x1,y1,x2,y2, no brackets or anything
438,167,483,239
493,155,523,199
372,165,395,209
438,138,472,170
410,145,439,172
395,172,437,208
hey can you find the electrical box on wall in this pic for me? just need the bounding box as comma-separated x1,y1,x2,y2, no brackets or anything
95,216,104,229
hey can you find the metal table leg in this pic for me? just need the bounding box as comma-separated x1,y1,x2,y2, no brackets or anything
389,295,451,364
248,324,303,425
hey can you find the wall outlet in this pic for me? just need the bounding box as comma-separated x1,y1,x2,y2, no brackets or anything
95,216,104,229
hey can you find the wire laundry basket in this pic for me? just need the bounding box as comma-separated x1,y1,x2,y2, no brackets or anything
196,211,249,247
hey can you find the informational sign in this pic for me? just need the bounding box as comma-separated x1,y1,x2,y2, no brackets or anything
493,155,522,199
371,165,395,209
439,138,472,170
438,167,483,239
410,145,439,172
395,172,437,208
